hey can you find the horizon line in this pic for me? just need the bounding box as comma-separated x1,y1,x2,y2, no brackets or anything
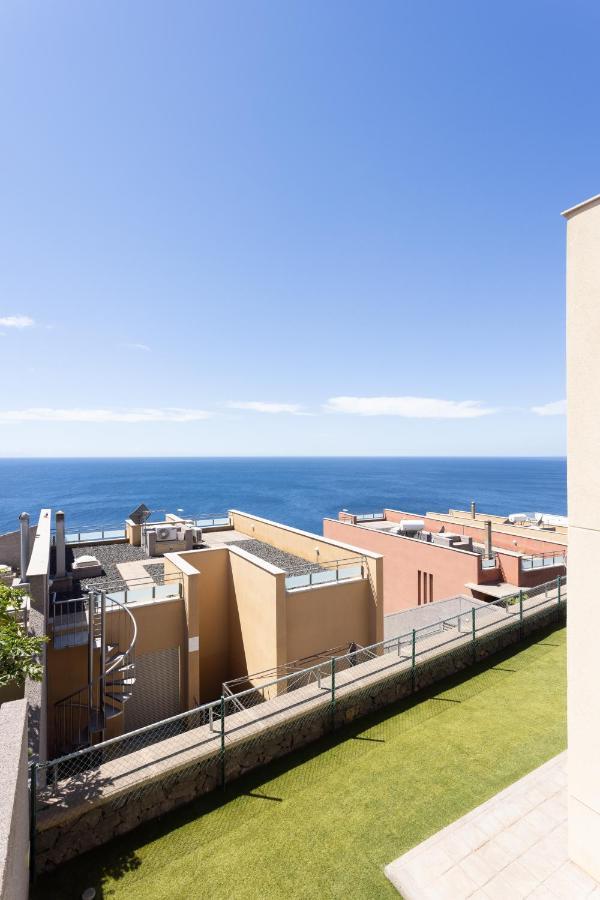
0,454,567,461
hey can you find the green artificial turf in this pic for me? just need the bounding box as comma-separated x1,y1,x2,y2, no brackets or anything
35,627,567,900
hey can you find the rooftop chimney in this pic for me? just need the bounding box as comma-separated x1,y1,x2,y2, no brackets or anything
485,520,493,560
19,512,30,583
55,510,66,578
471,500,476,519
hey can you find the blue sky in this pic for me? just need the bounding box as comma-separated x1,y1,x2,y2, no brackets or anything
0,0,596,457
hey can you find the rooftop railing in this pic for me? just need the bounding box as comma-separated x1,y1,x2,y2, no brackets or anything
51,526,127,545
355,512,385,522
186,515,230,528
105,581,182,606
285,556,366,591
51,582,182,648
521,552,566,571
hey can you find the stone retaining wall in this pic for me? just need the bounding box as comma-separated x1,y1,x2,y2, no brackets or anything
36,601,565,873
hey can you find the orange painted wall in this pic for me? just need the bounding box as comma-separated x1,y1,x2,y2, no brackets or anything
323,519,480,613
383,509,566,556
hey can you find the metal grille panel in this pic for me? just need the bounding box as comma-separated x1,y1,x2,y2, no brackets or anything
124,646,180,732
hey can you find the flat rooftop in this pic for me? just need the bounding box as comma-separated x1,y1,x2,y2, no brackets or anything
67,543,167,594
64,533,325,595
204,532,328,575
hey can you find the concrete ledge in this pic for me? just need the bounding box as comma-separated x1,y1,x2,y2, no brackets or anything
0,700,29,900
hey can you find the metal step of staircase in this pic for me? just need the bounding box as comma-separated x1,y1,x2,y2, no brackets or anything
88,703,122,733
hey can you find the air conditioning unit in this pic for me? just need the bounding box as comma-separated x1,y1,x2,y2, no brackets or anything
193,527,203,544
155,526,177,542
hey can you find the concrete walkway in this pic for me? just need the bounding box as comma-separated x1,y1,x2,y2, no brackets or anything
385,753,600,899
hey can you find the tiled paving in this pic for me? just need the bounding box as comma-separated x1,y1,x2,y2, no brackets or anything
385,753,600,899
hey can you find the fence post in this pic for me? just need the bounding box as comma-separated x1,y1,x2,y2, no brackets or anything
220,696,226,789
411,630,416,692
557,575,562,623
330,657,336,729
471,608,476,663
29,763,37,883
519,590,524,638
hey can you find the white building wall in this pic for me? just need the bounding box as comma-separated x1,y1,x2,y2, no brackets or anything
564,194,600,881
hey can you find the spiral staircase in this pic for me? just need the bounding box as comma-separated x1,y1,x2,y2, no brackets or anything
52,590,137,755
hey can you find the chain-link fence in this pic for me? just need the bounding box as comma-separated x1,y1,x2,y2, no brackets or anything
30,575,566,878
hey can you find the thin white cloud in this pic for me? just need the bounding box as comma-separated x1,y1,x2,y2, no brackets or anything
324,396,497,418
531,399,566,416
228,401,305,415
122,342,151,352
0,407,212,423
0,315,35,329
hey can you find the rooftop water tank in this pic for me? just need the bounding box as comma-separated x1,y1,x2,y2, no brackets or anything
508,514,528,524
399,519,425,534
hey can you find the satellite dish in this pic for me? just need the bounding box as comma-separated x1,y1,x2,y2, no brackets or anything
129,503,151,525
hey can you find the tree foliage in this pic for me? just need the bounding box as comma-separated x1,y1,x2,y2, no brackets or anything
0,584,47,686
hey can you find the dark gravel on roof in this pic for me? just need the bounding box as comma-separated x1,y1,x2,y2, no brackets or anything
62,538,320,593
228,539,324,575
144,563,165,585
66,543,161,593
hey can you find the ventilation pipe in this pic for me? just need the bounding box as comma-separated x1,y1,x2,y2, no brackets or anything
485,520,493,560
471,500,476,519
55,510,66,578
19,512,30,583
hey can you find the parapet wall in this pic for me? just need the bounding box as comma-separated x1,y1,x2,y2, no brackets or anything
0,524,37,572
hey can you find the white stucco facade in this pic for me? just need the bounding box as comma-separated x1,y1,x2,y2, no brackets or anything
563,193,600,881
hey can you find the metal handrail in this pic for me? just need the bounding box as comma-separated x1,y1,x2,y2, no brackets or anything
521,552,567,571
43,697,222,770
38,575,566,779
53,590,138,751
285,556,366,590
106,595,137,676
56,527,127,544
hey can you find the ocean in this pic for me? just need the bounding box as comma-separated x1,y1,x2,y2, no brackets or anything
0,457,567,535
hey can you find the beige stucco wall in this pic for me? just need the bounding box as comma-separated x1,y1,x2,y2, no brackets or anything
0,524,37,572
175,548,232,703
231,509,376,564
228,546,285,682
125,520,142,546
230,510,383,644
564,193,600,881
447,508,568,535
0,699,29,900
285,578,371,661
